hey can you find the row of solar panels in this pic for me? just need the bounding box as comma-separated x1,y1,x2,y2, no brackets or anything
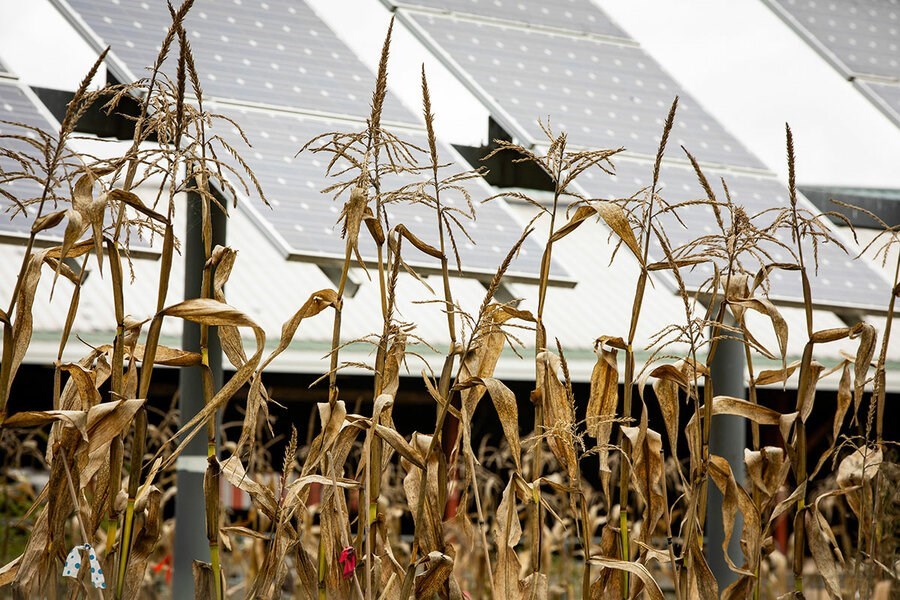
380,0,891,311
0,0,892,313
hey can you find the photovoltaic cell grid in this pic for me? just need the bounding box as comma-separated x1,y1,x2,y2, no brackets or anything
208,104,549,279
0,81,67,240
575,158,891,312
402,12,765,169
764,1,900,127
58,0,416,124
385,0,629,39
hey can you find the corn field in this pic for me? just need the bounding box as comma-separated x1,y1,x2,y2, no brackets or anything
0,5,897,599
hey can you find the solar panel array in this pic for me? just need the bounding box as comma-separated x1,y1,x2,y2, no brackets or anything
764,0,900,126
53,0,557,281
208,103,547,279
389,0,893,311
400,10,763,168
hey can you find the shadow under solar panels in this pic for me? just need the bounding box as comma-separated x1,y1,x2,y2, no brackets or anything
206,103,563,283
54,0,417,125
575,155,893,313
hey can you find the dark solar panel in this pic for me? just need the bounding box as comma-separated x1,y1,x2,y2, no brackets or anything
403,12,764,169
208,103,552,280
386,0,629,39
576,157,892,312
61,0,416,124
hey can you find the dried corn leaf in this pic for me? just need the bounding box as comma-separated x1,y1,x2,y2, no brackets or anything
374,424,424,470
708,455,759,576
457,376,521,471
796,359,824,423
755,360,801,386
209,245,248,369
403,433,444,554
382,333,406,398
414,552,453,600
340,185,368,267
594,201,642,263
833,361,852,441
652,378,679,457
804,509,842,599
621,410,665,544
31,209,66,234
709,396,784,426
122,486,163,598
58,362,102,409
492,478,523,599
851,322,876,412
536,351,578,481
153,298,266,469
586,341,619,498
109,187,167,222
520,573,548,600
587,557,664,600
549,204,595,242
5,249,48,397
744,447,790,500
729,297,788,362
1,410,87,438
261,289,337,373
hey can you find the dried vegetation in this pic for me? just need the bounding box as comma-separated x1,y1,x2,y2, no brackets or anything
0,6,897,600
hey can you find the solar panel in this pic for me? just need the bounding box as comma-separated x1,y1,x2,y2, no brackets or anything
575,156,892,312
208,103,554,282
0,80,71,241
763,0,900,80
856,80,900,126
0,80,157,255
56,0,416,124
384,0,629,39
764,1,900,127
54,0,566,282
400,11,765,169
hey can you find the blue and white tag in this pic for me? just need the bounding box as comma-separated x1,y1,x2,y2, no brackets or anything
62,543,106,589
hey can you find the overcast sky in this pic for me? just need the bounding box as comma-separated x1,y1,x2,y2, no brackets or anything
3,0,900,188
